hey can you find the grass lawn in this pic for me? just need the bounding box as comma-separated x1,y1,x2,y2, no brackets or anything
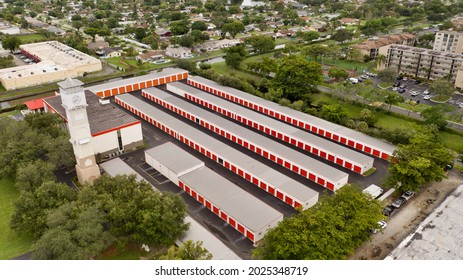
397,102,431,113
0,178,34,259
275,37,293,45
211,61,263,83
431,95,451,103
309,57,376,71
13,33,47,44
440,131,463,153
378,82,391,89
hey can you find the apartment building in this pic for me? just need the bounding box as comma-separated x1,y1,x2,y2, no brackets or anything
352,33,415,60
433,31,463,54
379,44,463,87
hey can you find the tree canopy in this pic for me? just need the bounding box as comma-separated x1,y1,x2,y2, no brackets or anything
253,186,384,260
158,240,213,260
386,127,454,191
272,55,322,101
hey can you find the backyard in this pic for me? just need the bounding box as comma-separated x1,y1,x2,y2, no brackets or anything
0,178,34,260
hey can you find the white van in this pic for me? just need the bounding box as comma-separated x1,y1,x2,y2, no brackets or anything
363,184,384,199
348,77,358,84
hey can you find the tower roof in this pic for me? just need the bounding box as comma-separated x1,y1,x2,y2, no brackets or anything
57,78,84,89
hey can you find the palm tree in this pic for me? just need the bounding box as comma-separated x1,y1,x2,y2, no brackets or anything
375,54,386,70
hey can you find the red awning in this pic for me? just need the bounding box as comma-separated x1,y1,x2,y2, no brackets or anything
24,99,44,110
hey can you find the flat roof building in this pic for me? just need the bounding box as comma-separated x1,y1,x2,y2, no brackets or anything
433,31,463,54
187,75,396,160
115,94,319,210
43,90,143,156
0,41,102,90
167,82,375,175
142,87,349,191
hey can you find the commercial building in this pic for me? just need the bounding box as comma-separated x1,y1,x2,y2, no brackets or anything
379,44,463,85
115,94,319,209
0,41,102,90
187,75,395,160
43,90,143,157
433,31,463,54
142,87,349,191
85,68,188,98
145,143,283,244
352,33,415,60
167,82,374,175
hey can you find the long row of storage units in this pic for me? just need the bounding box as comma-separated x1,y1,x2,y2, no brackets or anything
100,157,242,258
115,94,319,210
187,75,396,160
85,68,188,98
145,142,283,244
166,82,374,174
141,87,349,191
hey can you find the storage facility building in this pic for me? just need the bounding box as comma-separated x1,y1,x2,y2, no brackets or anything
187,75,395,160
100,157,241,259
145,142,205,186
179,167,283,244
142,87,349,191
43,91,143,156
115,94,319,209
167,82,375,174
85,68,188,98
145,142,283,244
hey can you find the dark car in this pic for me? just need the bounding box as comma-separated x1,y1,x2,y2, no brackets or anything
393,82,401,87
392,197,407,208
444,163,454,171
383,205,395,217
398,88,406,93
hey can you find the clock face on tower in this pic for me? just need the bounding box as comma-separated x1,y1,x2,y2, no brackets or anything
72,95,82,105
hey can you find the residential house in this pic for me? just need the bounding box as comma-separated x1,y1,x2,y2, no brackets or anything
136,50,165,63
352,33,415,60
165,46,192,59
339,18,360,26
103,47,122,58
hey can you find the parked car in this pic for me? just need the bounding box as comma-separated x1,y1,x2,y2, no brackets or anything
414,80,421,84
444,163,454,171
410,91,419,96
403,77,408,81
383,205,395,217
367,72,377,77
423,95,431,100
398,88,406,93
371,220,387,234
399,84,407,89
393,82,401,87
401,191,415,201
423,90,430,95
392,197,407,208
392,87,399,91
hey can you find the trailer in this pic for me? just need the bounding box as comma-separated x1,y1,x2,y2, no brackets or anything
115,94,319,209
187,75,395,160
166,82,375,174
142,87,349,191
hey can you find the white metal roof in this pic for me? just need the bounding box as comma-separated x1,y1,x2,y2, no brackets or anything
100,157,149,185
115,94,319,208
85,67,187,94
167,82,374,169
145,142,204,175
188,75,396,155
180,166,283,233
143,87,348,185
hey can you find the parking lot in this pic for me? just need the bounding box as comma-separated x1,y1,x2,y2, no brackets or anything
13,51,37,66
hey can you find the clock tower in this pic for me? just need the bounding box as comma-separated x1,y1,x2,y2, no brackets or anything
58,78,101,185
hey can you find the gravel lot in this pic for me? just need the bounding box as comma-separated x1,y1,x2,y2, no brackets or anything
350,169,463,260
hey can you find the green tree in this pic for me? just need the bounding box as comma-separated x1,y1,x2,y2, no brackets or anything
360,108,377,127
253,186,384,260
273,55,322,100
429,78,454,99
331,29,353,43
87,175,189,245
320,104,348,125
384,92,404,111
300,31,320,42
24,113,64,138
301,44,329,62
170,20,190,35
377,68,397,84
221,20,244,39
158,240,213,260
15,160,56,192
328,67,348,81
386,127,454,191
224,44,247,69
191,21,207,31
32,203,113,260
178,34,195,48
10,181,77,238
421,105,450,130
244,35,275,54
1,35,22,52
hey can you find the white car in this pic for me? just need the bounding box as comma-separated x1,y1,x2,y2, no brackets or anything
423,90,430,95
410,91,419,96
423,95,431,100
372,221,387,234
